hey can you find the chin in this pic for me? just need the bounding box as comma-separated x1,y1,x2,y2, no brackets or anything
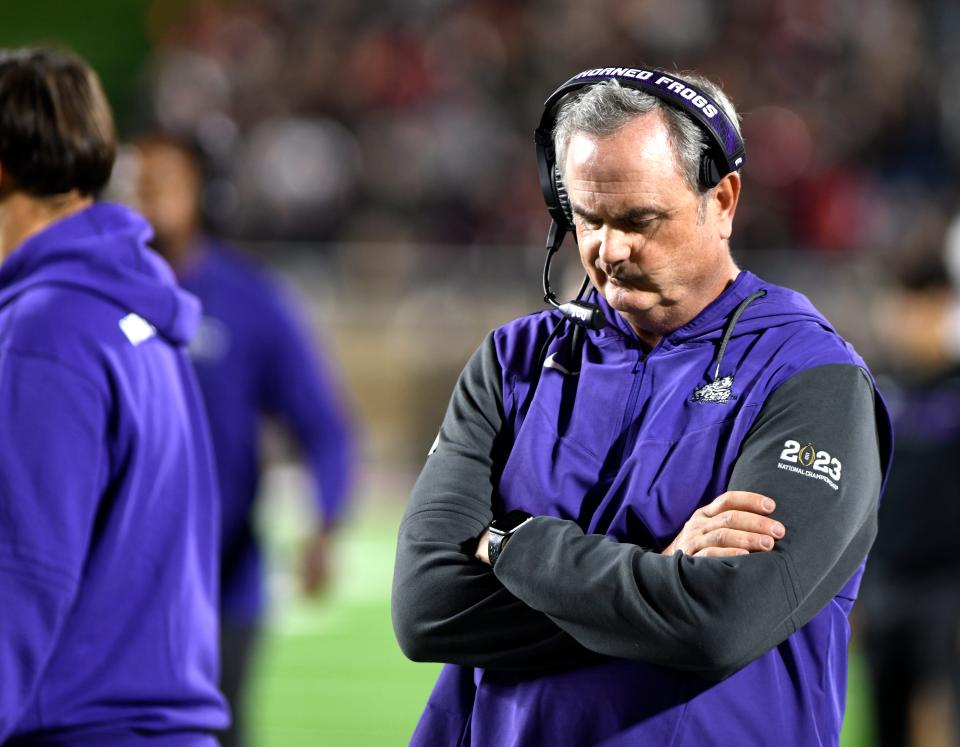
602,283,660,315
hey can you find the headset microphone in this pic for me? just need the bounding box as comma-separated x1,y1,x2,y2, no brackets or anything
542,220,605,331
529,219,602,383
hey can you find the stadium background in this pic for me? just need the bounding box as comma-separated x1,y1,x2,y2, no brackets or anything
4,0,957,743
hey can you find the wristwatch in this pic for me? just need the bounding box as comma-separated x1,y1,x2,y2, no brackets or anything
487,509,533,568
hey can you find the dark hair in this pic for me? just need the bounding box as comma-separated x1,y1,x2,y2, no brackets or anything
0,48,116,197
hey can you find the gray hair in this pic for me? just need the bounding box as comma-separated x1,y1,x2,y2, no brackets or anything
553,74,742,194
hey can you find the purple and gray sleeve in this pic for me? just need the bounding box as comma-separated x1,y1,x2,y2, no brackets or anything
392,333,598,670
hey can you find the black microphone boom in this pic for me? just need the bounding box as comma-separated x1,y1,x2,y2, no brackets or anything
542,220,605,331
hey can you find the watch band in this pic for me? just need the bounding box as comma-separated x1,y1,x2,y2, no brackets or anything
488,530,509,568
487,510,533,568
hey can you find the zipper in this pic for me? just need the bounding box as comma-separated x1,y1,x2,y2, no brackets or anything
612,343,656,468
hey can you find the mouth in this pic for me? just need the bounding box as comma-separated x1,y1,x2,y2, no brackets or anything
606,273,645,288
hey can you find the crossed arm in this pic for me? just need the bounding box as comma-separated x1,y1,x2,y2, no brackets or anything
475,490,784,565
392,333,885,676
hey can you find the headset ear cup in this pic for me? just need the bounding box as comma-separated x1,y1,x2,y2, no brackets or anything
699,154,723,189
552,164,574,231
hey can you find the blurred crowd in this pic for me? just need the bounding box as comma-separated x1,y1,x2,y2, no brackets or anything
134,0,960,265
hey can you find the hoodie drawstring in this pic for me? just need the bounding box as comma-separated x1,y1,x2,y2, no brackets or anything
711,289,767,380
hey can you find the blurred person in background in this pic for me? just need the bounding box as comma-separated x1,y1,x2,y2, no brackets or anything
862,240,960,747
393,67,892,745
132,134,354,747
0,48,227,743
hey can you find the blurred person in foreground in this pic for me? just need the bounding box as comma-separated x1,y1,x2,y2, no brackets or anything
0,48,227,743
132,134,354,747
393,66,893,745
862,248,960,747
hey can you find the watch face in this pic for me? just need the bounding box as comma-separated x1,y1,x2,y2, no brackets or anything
490,509,532,534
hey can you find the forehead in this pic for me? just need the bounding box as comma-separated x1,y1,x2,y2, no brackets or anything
137,143,199,183
562,111,688,198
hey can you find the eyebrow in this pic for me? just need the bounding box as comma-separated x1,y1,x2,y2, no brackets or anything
570,203,670,224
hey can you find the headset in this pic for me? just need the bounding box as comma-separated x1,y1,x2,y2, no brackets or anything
534,66,747,332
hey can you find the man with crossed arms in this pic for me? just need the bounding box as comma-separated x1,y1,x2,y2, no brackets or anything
394,67,891,745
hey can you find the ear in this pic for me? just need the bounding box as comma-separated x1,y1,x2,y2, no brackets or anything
711,171,740,240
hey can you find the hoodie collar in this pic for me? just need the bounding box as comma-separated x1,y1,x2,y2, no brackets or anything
665,271,761,344
0,202,200,346
591,270,765,346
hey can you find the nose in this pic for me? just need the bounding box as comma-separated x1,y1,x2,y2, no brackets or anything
597,226,633,267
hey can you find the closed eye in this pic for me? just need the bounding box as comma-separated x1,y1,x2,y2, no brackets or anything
572,205,670,233
575,213,603,230
627,216,662,233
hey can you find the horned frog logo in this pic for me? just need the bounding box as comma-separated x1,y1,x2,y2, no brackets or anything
691,375,735,404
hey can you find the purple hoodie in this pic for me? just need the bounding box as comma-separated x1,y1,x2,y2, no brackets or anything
0,203,227,744
395,271,893,745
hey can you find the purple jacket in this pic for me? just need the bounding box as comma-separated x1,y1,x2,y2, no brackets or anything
0,204,227,744
177,242,353,623
394,271,893,745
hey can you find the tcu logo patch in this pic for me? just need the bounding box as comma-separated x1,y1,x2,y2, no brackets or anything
691,376,735,404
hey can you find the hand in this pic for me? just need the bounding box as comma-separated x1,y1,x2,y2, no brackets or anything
301,528,333,596
661,491,785,558
475,529,492,566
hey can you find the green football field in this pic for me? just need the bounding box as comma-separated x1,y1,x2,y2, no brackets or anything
247,508,875,746
247,510,441,744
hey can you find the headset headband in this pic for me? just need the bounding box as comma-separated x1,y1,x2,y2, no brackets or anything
535,66,746,232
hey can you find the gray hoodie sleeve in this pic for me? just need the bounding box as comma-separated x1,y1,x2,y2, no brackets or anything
493,363,884,677
391,332,598,670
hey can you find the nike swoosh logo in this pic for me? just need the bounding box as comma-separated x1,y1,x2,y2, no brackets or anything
543,352,578,376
